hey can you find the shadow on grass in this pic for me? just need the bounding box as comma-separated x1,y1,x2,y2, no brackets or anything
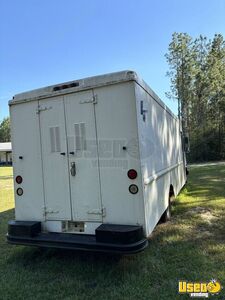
0,208,14,228
1,208,123,266
1,163,225,299
1,208,225,299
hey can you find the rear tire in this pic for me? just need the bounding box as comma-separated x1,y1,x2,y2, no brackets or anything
159,185,175,223
160,200,171,223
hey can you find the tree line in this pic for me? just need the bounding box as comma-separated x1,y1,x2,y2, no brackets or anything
0,117,11,142
166,33,225,162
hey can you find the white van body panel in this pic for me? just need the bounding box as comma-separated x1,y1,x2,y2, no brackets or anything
134,82,185,236
10,101,45,221
93,83,145,226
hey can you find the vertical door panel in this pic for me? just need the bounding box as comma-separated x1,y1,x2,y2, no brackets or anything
64,91,102,222
10,101,45,221
39,97,71,220
93,83,144,225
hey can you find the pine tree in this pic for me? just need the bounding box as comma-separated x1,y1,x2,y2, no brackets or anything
166,33,225,162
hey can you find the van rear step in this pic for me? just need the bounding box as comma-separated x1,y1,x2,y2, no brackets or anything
7,221,148,254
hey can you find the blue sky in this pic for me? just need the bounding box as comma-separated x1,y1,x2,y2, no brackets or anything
0,0,225,121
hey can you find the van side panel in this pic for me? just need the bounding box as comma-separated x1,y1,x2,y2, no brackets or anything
94,82,145,227
10,101,45,221
135,83,186,236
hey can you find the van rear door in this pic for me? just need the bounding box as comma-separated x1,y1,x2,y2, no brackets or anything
64,91,102,222
39,96,72,220
39,91,102,222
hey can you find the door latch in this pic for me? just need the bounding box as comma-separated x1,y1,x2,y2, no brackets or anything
70,162,76,176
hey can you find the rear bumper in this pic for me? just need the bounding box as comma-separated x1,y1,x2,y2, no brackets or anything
7,221,148,254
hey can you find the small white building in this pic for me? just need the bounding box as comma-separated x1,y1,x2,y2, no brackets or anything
0,142,12,165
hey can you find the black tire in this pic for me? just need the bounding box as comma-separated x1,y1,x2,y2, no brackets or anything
160,198,171,223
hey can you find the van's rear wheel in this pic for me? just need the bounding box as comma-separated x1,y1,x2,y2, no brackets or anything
160,187,174,223
160,199,171,223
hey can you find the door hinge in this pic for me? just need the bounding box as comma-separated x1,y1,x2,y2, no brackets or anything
36,105,52,114
79,95,97,104
44,207,59,215
102,207,106,217
87,207,106,217
42,206,46,217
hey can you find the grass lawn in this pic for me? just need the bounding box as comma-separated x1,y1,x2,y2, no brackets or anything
0,166,14,213
0,164,225,300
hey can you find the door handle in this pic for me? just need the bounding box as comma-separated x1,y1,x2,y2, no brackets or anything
60,152,66,156
69,151,75,155
70,162,76,176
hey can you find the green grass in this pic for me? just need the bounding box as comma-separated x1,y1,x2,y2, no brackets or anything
0,166,14,213
0,164,225,300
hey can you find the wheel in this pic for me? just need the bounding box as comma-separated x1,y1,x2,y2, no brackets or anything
160,198,171,223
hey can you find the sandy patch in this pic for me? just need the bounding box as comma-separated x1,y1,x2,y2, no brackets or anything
186,206,218,224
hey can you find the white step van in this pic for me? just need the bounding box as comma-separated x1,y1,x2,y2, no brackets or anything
7,71,187,253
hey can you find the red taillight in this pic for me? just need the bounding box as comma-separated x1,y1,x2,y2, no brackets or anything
16,175,23,184
127,169,137,180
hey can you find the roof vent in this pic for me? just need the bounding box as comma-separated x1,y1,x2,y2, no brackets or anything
53,82,79,91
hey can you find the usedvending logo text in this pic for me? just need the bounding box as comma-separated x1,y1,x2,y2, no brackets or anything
178,279,222,298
